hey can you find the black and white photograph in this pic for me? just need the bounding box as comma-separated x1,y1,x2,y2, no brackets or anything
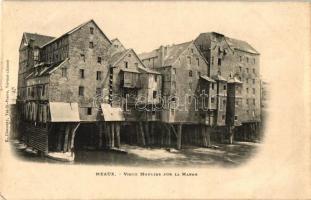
0,1,310,199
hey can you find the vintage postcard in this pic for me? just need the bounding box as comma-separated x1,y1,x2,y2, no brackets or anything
0,1,310,199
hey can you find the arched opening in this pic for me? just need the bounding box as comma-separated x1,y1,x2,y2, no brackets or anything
74,123,98,151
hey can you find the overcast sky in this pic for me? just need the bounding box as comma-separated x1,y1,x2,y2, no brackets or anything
2,1,310,90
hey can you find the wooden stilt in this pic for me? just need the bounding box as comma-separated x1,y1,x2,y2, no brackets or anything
177,124,182,150
144,122,149,145
139,122,145,146
206,126,211,147
57,124,64,151
106,123,111,148
167,127,171,146
115,122,120,148
229,126,234,144
111,122,115,148
150,122,154,145
70,123,80,154
63,124,70,152
98,123,103,148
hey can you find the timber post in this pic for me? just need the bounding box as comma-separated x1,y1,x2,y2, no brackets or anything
98,122,103,148
115,122,121,148
177,123,182,150
63,124,70,152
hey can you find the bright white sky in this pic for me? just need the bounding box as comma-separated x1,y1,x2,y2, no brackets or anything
2,2,310,90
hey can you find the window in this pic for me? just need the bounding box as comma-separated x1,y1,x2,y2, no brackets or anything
89,42,94,49
81,54,85,62
79,86,84,96
172,68,176,74
128,54,131,57
239,66,242,72
189,70,193,77
196,58,200,66
211,97,215,103
188,96,192,103
96,87,102,96
42,85,45,96
61,68,67,77
218,58,221,66
222,115,225,120
87,107,92,115
124,61,128,68
211,83,215,90
253,68,256,74
90,27,94,34
223,85,227,90
80,69,85,79
246,68,249,73
253,58,256,64
246,99,249,105
191,48,194,53
252,88,255,94
253,99,256,105
97,57,101,64
153,91,157,99
234,116,238,121
187,57,191,64
223,99,226,106
154,75,157,82
239,56,242,62
246,57,249,63
189,82,192,89
96,71,102,80
252,79,255,84
246,88,249,93
211,57,214,65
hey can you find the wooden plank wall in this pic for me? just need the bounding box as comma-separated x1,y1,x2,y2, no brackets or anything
25,125,48,154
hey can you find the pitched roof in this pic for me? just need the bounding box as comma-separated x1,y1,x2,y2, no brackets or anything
120,68,141,74
139,49,158,60
23,32,55,47
26,59,67,79
227,76,243,84
212,74,227,82
198,32,259,55
108,49,131,67
225,37,259,55
41,19,112,48
137,66,160,74
138,41,193,67
200,75,216,83
163,41,192,66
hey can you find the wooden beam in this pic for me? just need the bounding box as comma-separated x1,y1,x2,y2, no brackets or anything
111,122,115,148
70,123,80,154
115,122,120,148
98,122,103,148
139,122,145,146
177,124,182,150
63,124,70,152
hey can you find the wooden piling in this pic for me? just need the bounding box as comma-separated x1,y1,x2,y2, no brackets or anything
111,122,115,148
63,124,70,152
139,122,145,146
144,122,150,145
115,122,120,148
177,124,182,150
98,123,103,148
150,122,154,145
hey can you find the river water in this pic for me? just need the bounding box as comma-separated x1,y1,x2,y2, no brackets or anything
13,142,259,167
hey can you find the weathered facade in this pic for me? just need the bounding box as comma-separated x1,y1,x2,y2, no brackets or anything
16,20,262,160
